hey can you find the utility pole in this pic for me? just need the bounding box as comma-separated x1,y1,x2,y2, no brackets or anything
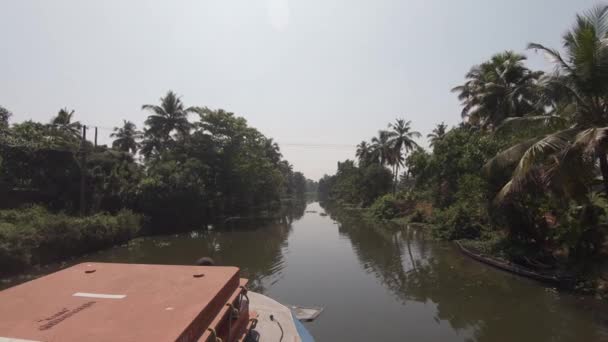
80,125,87,217
94,126,98,148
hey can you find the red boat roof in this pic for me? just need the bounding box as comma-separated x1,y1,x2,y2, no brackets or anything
0,263,246,342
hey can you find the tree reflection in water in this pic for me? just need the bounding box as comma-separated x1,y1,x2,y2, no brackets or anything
2,200,607,342
323,202,607,342
0,200,307,294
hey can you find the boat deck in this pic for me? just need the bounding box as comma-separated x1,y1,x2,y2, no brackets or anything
0,263,248,342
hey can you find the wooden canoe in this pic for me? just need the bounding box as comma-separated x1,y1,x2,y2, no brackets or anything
455,241,573,286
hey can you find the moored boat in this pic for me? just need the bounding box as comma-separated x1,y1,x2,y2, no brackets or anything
0,263,317,342
456,241,574,286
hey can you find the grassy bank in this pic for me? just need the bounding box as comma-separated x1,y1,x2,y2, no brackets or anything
0,206,142,276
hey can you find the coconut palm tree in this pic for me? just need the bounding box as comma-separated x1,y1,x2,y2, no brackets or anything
0,106,11,131
370,131,393,166
488,5,608,199
356,141,373,166
452,51,543,130
141,91,193,158
263,137,282,165
427,122,448,147
111,120,142,154
387,119,421,192
142,91,192,142
51,108,81,138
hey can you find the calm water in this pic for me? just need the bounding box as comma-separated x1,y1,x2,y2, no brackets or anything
3,202,608,341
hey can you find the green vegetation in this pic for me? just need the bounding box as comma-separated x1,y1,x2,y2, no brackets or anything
0,206,141,275
369,194,399,220
320,5,608,294
0,92,310,273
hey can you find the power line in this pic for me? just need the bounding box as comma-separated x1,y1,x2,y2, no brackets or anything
5,120,360,151
279,144,355,150
280,143,356,148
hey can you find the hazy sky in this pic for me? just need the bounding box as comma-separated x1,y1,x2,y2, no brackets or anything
0,0,598,180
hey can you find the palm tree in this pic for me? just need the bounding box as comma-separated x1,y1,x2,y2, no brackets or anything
51,108,81,138
142,91,192,142
141,91,193,158
427,122,448,147
488,5,608,199
370,131,393,166
387,119,421,192
452,51,543,130
111,120,142,154
0,105,11,131
355,141,372,166
263,137,282,165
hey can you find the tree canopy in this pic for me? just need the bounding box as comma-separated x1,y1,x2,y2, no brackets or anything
0,92,311,232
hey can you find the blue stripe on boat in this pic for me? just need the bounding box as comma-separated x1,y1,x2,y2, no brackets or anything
291,312,315,342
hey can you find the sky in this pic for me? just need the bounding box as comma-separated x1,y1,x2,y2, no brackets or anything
0,0,599,180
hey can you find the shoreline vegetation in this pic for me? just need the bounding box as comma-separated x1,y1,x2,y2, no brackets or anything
0,206,141,276
326,200,607,299
0,92,316,276
319,5,608,300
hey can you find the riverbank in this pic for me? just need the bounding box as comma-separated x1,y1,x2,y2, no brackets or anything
325,200,608,301
455,236,608,300
0,199,307,278
0,206,142,277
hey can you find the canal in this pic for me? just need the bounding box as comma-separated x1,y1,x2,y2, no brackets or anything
2,202,608,341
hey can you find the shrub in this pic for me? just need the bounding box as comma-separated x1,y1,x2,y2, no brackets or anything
410,208,427,223
0,206,142,275
432,203,485,240
552,193,608,260
407,200,433,223
369,194,399,220
0,222,37,272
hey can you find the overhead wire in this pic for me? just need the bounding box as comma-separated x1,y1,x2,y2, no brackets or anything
4,121,359,151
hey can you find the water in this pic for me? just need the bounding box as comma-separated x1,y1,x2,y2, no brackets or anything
3,202,608,341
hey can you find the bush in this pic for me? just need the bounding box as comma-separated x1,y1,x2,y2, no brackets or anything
552,193,608,260
432,203,485,240
369,194,399,220
0,222,37,272
0,206,142,275
410,208,427,223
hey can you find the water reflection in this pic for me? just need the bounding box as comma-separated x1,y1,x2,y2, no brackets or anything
0,200,307,293
2,201,607,341
324,203,608,342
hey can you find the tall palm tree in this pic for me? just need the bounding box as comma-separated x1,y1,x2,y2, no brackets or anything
427,122,448,147
355,141,372,166
111,120,142,154
488,5,608,199
51,108,81,138
388,119,421,192
452,51,543,130
370,131,393,166
141,91,193,158
142,91,192,142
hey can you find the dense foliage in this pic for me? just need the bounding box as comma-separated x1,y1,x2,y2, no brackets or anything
319,161,393,206
0,92,310,233
321,6,608,280
0,93,312,273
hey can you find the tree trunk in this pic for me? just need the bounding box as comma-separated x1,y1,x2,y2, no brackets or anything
406,235,417,272
599,151,608,197
393,164,399,194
